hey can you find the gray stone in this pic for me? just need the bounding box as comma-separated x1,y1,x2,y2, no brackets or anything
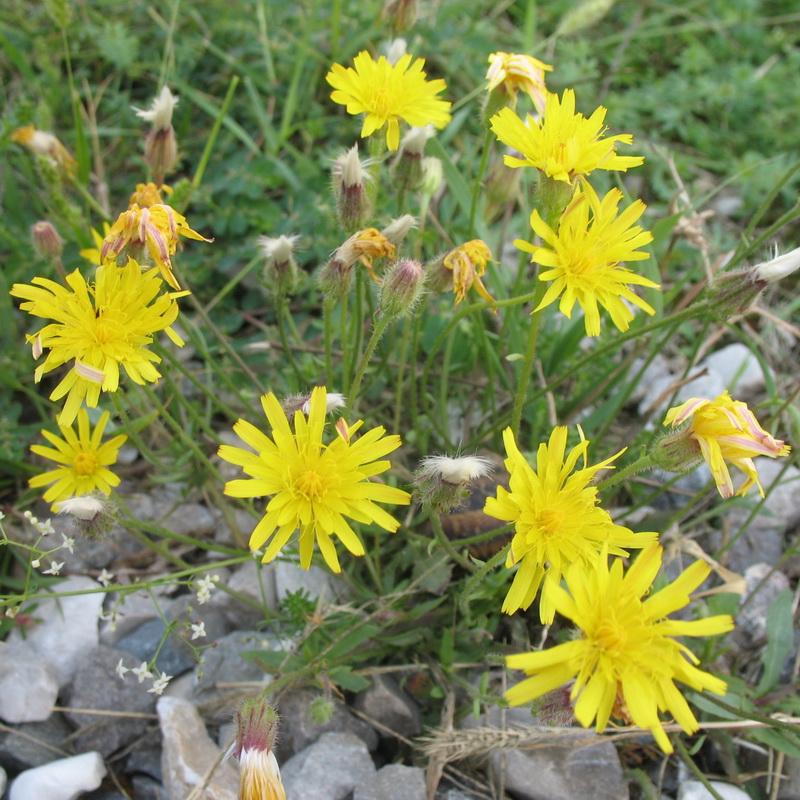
649,465,714,511
638,371,727,424
210,560,276,628
276,689,378,760
158,503,216,538
706,523,784,578
157,696,238,800
131,775,167,800
678,780,750,800
282,731,376,800
99,582,175,646
9,751,107,800
126,744,163,781
627,354,672,403
727,461,800,534
166,593,232,645
274,559,337,604
211,507,256,549
700,343,765,398
7,576,104,687
488,731,626,800
354,764,426,800
0,642,59,722
354,674,422,738
62,646,157,757
735,564,791,644
115,618,194,678
0,714,73,771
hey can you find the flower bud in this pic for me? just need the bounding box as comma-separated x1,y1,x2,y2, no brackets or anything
702,269,764,320
484,153,521,221
281,390,346,417
333,145,371,232
31,221,63,261
259,234,300,297
309,697,336,724
378,259,426,320
381,0,417,31
384,38,407,65
392,126,432,192
54,495,119,538
231,698,286,800
419,157,444,198
414,454,494,513
752,245,800,284
318,257,353,299
134,87,180,182
484,52,552,122
381,214,416,247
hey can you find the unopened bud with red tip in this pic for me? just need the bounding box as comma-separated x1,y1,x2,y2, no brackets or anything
414,454,494,513
31,221,63,261
259,234,300,297
231,698,286,800
333,145,371,231
378,258,426,320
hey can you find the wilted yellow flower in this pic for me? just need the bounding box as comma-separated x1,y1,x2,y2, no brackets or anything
101,203,212,290
484,426,656,622
129,182,171,208
29,409,127,507
10,261,186,426
506,544,734,753
516,182,658,336
486,52,553,113
490,89,643,183
12,124,77,175
78,223,112,267
218,387,411,573
231,699,286,800
338,228,396,283
326,51,451,151
662,392,791,498
442,240,497,309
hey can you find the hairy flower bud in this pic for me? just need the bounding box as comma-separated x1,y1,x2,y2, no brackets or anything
31,221,63,261
420,157,444,198
414,454,494,513
379,258,426,320
381,214,416,247
134,87,180,182
333,145,371,231
231,698,286,800
259,234,300,297
392,126,432,191
752,245,800,284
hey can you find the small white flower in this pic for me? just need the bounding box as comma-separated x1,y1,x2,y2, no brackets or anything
131,662,153,684
31,558,41,569
148,673,172,695
23,510,33,519
115,658,130,680
43,561,64,576
418,454,494,485
195,574,219,605
97,568,114,587
61,534,75,553
133,86,179,131
37,519,55,535
190,621,207,640
0,511,6,521
55,495,105,520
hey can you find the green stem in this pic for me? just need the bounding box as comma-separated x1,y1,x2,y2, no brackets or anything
510,280,547,432
346,313,392,415
428,513,477,572
459,544,510,617
323,297,335,384
469,128,493,239
276,297,304,386
673,738,726,800
392,315,413,432
111,392,162,467
596,454,656,493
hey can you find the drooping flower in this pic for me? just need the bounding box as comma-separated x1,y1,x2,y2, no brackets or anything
505,544,734,753
28,409,127,506
661,392,791,498
486,52,553,114
11,124,77,175
10,261,186,426
442,240,497,308
321,228,396,291
326,50,451,151
231,699,287,800
484,426,656,622
490,89,644,183
218,387,411,572
101,203,212,290
516,182,658,336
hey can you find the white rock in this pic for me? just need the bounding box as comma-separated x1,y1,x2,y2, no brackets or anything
274,559,336,604
638,370,727,426
700,343,765,397
7,576,103,687
0,642,59,723
678,780,750,800
9,751,106,800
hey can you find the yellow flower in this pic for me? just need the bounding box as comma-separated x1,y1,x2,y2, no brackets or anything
12,124,77,176
490,89,644,183
101,203,212,290
79,223,112,266
29,409,127,506
486,52,553,113
128,182,172,208
10,261,186,426
218,387,411,573
335,228,396,283
662,392,791,498
326,51,451,151
505,544,734,753
232,699,286,800
516,182,658,336
443,240,497,309
484,426,656,623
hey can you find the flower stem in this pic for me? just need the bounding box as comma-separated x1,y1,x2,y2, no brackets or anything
428,512,476,572
459,543,509,617
276,297,304,386
469,128,493,239
510,279,547,432
346,312,392,415
596,454,655,494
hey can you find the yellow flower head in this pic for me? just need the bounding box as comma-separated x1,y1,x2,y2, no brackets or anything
101,203,212,290
232,699,286,800
484,426,656,623
12,124,77,176
517,182,658,336
218,387,411,573
79,223,112,266
10,262,186,426
486,52,553,113
29,409,127,507
662,392,791,499
326,51,451,151
490,89,644,183
505,544,734,753
337,228,396,283
442,240,497,309
129,182,172,208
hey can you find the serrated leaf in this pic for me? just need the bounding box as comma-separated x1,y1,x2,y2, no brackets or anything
96,21,139,71
757,588,794,694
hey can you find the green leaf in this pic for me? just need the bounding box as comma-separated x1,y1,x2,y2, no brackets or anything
325,623,379,661
241,649,304,674
757,589,793,695
439,628,454,670
748,726,800,759
328,666,370,693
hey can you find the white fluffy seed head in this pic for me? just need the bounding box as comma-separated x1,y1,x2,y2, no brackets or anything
418,454,494,485
54,495,106,520
134,86,179,131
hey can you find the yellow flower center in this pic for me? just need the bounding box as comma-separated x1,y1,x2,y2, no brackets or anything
296,470,326,501
92,312,126,346
535,507,565,539
73,452,99,475
593,618,628,652
371,87,391,118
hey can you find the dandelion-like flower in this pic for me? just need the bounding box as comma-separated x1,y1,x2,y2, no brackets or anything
442,240,497,308
484,426,656,622
10,261,186,426
505,544,734,753
79,223,112,266
661,392,791,498
516,182,658,336
218,387,411,573
490,89,643,183
232,699,287,800
28,409,127,507
101,203,212,290
486,52,553,113
326,50,451,151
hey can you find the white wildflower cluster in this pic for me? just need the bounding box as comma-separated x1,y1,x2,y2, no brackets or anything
24,510,55,535
195,574,220,605
115,659,173,695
